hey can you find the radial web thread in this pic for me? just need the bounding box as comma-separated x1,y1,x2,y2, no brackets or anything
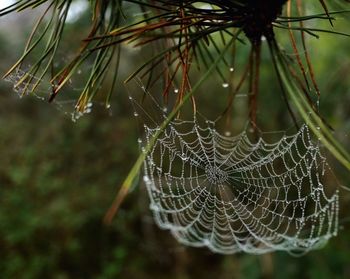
137,108,339,255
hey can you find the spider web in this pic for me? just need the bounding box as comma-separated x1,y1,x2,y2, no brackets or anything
131,86,339,256
4,67,109,121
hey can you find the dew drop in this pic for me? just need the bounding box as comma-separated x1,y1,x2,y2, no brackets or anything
222,83,229,88
150,204,159,211
77,69,82,75
106,104,111,109
203,239,210,246
229,67,235,72
128,96,133,100
143,175,150,182
174,89,179,94
134,112,139,117
71,111,83,122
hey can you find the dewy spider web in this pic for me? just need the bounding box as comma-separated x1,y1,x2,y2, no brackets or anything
130,83,339,256
4,67,108,121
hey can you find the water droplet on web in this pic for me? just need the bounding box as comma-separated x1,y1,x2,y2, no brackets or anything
222,83,229,88
163,107,168,113
229,67,235,72
203,239,210,246
77,69,82,75
174,89,179,94
134,112,139,117
106,104,111,109
87,102,93,108
71,111,83,122
150,204,159,211
128,96,133,100
137,138,142,144
143,175,150,183
35,96,45,101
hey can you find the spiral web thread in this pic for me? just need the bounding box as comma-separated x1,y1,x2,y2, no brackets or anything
130,87,339,256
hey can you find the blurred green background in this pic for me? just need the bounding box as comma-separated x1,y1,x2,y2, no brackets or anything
0,4,350,279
